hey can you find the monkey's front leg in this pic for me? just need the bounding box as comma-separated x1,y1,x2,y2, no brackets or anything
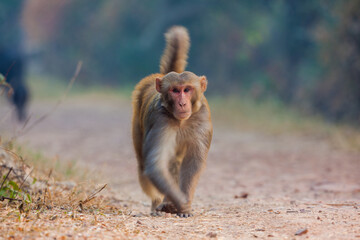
144,167,186,213
143,127,188,214
156,150,185,214
178,151,207,217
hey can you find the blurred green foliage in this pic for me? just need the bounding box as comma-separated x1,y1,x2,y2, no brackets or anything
1,0,360,123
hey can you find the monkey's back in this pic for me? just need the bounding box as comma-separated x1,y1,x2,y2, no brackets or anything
131,73,164,167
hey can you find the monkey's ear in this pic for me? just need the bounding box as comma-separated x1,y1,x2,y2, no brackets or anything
156,78,162,93
200,76,207,92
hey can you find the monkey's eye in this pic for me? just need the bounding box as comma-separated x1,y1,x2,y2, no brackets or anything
172,88,180,93
184,87,191,93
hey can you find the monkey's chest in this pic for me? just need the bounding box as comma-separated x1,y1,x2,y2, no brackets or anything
175,126,201,147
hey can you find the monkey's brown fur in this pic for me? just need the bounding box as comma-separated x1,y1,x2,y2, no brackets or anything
160,26,190,74
132,26,212,217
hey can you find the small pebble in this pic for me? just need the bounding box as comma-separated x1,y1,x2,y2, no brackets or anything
295,228,308,236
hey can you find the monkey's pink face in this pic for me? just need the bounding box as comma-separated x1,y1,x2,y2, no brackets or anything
169,85,193,120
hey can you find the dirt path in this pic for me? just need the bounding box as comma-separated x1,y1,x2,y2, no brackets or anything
1,96,359,239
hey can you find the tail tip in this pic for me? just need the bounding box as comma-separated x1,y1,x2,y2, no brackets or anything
166,25,188,35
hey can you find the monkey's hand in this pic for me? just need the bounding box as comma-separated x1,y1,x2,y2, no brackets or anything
156,202,177,213
156,201,193,217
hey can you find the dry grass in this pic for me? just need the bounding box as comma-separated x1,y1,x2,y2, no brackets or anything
0,140,129,239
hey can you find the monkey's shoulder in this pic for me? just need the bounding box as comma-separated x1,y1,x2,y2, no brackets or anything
133,74,163,105
134,74,163,93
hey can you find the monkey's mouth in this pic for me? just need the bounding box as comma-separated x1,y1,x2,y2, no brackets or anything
175,111,191,120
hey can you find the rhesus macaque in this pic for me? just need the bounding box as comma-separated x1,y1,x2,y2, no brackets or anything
132,26,212,217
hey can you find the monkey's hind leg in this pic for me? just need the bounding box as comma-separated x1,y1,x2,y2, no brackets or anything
138,171,164,216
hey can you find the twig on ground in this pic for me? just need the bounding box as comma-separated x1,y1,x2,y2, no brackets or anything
0,196,23,202
0,167,23,203
46,169,53,185
43,169,53,206
1,167,13,190
20,114,32,132
0,146,22,161
18,167,33,190
12,167,34,200
79,184,107,211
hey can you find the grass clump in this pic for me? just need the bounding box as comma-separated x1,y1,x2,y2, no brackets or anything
0,139,123,239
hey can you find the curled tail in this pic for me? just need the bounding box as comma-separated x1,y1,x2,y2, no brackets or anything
160,26,190,74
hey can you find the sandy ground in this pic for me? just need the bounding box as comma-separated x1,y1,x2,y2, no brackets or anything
0,96,359,239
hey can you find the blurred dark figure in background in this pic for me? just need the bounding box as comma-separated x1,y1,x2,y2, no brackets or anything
0,48,29,121
0,1,29,121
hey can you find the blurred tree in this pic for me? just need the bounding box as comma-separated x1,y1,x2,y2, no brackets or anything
276,0,319,102
17,0,360,124
315,0,360,122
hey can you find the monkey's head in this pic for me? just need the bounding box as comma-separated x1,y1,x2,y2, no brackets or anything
156,71,207,121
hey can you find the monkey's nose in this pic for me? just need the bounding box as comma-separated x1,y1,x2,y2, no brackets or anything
179,102,186,107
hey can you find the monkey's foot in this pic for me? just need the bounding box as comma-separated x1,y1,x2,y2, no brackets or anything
156,202,177,213
150,211,164,217
177,212,193,218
